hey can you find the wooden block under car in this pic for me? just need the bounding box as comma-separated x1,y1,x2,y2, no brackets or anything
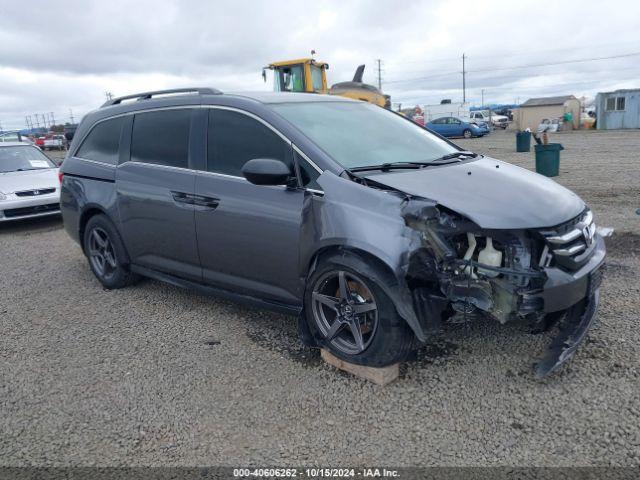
320,349,399,386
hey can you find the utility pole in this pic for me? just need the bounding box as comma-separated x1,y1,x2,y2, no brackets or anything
105,91,113,101
375,59,382,90
50,112,56,127
0,121,3,133
462,53,466,104
69,109,75,124
481,89,484,108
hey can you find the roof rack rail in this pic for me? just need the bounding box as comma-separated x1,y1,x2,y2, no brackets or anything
101,87,222,107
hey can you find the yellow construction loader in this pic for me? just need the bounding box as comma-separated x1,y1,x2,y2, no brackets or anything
263,57,391,108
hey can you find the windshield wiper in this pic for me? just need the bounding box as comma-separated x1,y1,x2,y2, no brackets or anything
431,151,477,163
15,168,43,172
349,151,478,173
349,161,431,172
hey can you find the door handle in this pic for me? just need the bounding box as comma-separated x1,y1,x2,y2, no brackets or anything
171,191,219,209
171,191,193,204
192,195,220,209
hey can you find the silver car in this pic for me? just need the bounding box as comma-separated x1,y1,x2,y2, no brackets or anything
0,142,60,222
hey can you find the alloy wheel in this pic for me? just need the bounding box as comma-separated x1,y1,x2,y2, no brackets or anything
87,227,117,279
311,270,379,355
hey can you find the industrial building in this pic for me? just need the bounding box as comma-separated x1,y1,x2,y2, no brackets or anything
595,89,640,130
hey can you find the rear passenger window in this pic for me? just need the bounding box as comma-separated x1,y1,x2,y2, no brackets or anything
207,109,290,177
131,109,191,169
76,116,124,165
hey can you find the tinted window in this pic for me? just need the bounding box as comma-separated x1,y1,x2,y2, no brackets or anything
295,152,321,190
76,116,123,164
131,109,191,168
207,109,290,177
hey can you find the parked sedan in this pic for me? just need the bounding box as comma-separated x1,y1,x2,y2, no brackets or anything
0,142,60,221
426,116,487,138
460,117,490,135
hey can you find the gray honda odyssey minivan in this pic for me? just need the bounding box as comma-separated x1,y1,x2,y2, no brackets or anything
60,88,606,376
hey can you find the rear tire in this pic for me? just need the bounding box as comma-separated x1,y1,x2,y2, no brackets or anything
83,214,138,289
304,254,415,367
463,129,472,138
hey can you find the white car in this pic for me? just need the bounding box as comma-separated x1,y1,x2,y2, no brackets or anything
44,134,67,151
469,110,509,129
0,142,61,221
537,118,560,133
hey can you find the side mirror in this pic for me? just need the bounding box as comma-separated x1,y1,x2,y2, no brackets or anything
241,158,293,186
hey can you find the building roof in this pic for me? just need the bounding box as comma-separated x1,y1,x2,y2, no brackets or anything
597,88,640,95
521,95,577,107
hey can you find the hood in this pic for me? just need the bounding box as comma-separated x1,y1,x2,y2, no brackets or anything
364,157,584,229
0,168,59,194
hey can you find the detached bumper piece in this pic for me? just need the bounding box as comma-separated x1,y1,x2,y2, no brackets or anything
534,288,600,378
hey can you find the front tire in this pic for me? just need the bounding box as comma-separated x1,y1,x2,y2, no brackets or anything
83,214,138,289
463,129,472,138
305,255,415,367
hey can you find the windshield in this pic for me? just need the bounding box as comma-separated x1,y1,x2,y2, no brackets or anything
271,102,458,169
0,146,56,173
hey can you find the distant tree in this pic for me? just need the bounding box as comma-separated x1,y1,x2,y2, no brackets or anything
50,124,65,133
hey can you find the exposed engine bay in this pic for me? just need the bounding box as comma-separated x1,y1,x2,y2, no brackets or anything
401,199,606,377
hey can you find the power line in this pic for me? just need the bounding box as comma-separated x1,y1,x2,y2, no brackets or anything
469,51,640,74
387,39,640,70
384,51,640,85
385,70,459,85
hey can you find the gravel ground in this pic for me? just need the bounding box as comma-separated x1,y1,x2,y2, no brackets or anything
1,129,639,467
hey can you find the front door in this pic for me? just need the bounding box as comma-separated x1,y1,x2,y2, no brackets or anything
116,108,200,281
194,108,305,305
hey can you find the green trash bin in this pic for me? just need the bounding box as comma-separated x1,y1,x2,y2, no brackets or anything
516,131,531,152
534,143,564,177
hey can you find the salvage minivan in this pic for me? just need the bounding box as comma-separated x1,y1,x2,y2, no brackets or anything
59,88,606,377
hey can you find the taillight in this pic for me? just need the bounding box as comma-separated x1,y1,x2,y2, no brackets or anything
58,171,64,184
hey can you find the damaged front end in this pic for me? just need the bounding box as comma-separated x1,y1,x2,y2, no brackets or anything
401,199,606,377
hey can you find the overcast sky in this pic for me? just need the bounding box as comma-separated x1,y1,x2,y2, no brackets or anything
1,0,639,130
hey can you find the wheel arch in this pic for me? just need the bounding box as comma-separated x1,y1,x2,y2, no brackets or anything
78,206,118,255
305,244,425,342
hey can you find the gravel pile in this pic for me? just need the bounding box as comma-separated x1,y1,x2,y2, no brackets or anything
1,129,638,466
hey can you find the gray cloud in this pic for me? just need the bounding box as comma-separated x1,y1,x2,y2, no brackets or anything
1,0,639,130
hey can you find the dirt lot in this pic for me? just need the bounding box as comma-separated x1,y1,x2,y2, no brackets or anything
1,129,639,467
